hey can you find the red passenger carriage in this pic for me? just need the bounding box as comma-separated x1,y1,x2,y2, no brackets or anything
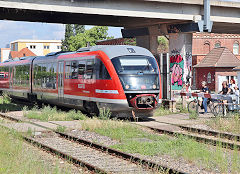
0,45,161,117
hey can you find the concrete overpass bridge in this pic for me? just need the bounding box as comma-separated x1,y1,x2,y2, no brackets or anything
0,0,240,93
0,0,240,33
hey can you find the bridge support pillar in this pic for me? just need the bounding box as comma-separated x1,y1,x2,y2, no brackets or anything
169,33,192,93
136,35,158,56
135,26,159,57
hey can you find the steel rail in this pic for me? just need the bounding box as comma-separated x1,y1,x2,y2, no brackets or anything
153,120,240,142
0,112,187,174
146,125,240,151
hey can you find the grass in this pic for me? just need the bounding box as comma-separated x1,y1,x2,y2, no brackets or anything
153,106,173,116
23,105,87,121
189,111,198,119
205,113,240,134
154,103,188,117
0,95,24,112
81,119,240,173
0,126,74,174
56,126,67,133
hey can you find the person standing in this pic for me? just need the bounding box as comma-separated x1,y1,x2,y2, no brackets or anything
201,81,210,114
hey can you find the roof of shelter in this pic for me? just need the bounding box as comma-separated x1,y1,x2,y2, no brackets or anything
194,47,240,68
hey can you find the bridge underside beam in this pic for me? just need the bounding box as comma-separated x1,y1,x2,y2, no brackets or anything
0,7,182,28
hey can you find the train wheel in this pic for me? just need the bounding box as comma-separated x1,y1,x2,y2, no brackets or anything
83,101,99,116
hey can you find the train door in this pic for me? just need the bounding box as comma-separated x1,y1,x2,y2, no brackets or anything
9,66,13,94
58,61,64,102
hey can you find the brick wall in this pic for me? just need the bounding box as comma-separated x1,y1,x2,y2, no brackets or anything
192,33,240,64
195,67,215,91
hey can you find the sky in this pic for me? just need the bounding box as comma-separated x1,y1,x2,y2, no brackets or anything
0,20,123,48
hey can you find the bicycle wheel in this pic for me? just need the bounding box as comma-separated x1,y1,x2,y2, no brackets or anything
213,104,228,116
188,100,199,113
207,102,215,114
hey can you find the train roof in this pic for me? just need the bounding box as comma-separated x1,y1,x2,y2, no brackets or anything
77,45,154,59
0,56,36,66
0,45,155,65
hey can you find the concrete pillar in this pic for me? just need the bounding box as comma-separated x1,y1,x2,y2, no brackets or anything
136,35,158,55
169,33,192,91
135,25,159,56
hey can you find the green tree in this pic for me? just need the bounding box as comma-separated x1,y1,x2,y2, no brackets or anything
64,26,113,51
157,36,169,53
62,24,85,51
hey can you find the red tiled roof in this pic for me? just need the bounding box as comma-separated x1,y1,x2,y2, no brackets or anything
194,47,240,68
10,47,36,58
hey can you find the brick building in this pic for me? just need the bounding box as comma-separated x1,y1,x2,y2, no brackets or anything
192,33,240,66
193,47,240,92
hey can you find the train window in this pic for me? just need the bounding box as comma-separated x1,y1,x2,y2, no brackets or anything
78,61,85,77
0,67,8,79
85,60,94,79
71,61,78,79
65,61,71,79
96,59,111,80
34,64,42,87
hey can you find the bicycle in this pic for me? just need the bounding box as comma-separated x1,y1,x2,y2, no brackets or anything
213,100,228,117
188,98,215,115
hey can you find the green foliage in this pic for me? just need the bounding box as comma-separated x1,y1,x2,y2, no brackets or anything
0,96,24,112
62,26,113,51
189,111,198,119
124,38,136,46
56,126,67,133
62,24,85,51
98,107,111,120
157,36,169,53
153,106,173,116
24,105,87,121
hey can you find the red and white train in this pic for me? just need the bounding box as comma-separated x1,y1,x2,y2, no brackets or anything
0,45,161,117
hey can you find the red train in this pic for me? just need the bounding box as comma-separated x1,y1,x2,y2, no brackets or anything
0,45,161,117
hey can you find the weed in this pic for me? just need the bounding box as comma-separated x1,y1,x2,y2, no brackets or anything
56,126,67,133
0,96,24,112
178,104,188,113
24,105,87,121
153,106,172,116
205,113,240,134
189,111,198,119
98,107,111,120
81,119,240,173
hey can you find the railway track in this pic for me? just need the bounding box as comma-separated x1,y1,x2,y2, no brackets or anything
0,112,186,174
138,120,240,151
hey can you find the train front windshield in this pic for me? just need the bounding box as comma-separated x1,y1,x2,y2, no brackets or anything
111,55,160,90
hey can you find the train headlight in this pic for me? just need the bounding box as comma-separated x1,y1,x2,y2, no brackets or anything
125,85,130,89
153,85,157,89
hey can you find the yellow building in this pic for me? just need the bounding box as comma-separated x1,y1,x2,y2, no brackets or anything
10,39,62,56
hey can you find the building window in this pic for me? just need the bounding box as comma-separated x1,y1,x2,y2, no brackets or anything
207,72,211,83
233,42,239,55
204,42,210,53
30,45,36,49
57,46,61,49
215,42,221,48
44,45,50,49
